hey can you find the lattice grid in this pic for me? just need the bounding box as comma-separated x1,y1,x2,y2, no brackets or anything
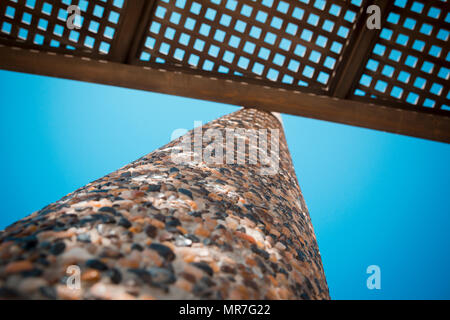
137,0,366,90
0,0,126,56
352,0,449,111
0,0,448,116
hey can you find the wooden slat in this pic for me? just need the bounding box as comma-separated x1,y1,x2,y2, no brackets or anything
108,0,147,62
123,0,158,64
1,45,448,143
330,0,391,98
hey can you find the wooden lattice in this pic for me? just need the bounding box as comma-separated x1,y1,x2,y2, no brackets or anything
0,0,127,58
135,0,366,92
351,0,449,111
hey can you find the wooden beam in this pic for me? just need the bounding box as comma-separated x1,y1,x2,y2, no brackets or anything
330,0,392,98
122,0,158,64
108,0,148,63
0,45,449,143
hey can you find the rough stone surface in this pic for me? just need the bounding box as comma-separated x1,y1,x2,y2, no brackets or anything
0,108,329,299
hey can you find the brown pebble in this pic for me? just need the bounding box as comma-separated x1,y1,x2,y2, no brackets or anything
194,227,210,237
236,231,257,245
81,269,101,282
5,260,33,274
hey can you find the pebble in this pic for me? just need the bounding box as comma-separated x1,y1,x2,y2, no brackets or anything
185,234,200,243
21,236,38,251
194,227,210,238
5,260,33,274
148,267,176,285
85,259,109,271
21,268,43,277
107,268,122,284
118,218,132,229
148,243,175,261
165,218,181,228
188,211,202,218
131,243,144,251
49,242,66,256
145,225,158,238
147,184,161,192
235,231,257,245
175,235,192,247
250,245,270,260
77,233,91,243
98,207,119,216
220,265,237,274
81,269,101,282
190,262,214,276
178,188,193,199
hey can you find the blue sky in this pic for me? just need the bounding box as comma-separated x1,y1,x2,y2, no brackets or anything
0,69,449,299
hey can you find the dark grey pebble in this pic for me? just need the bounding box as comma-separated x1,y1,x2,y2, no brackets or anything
131,243,144,251
39,241,51,250
149,243,175,261
21,268,43,278
185,234,200,243
251,245,270,260
118,218,132,229
145,225,158,238
49,242,66,256
191,262,214,276
296,249,306,262
148,267,176,285
21,235,38,250
98,206,119,216
107,268,122,284
128,269,152,285
92,214,115,224
36,257,50,267
220,265,237,274
86,259,108,271
188,211,202,218
178,188,193,199
165,218,181,228
214,212,228,219
147,184,161,192
245,213,258,223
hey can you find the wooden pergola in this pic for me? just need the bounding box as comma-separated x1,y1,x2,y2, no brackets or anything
0,0,448,142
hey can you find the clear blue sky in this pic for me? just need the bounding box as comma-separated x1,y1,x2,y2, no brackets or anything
0,69,449,299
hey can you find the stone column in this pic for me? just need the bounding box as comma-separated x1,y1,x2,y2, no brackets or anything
0,108,329,300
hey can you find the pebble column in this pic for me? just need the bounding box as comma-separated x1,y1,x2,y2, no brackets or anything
0,108,329,300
